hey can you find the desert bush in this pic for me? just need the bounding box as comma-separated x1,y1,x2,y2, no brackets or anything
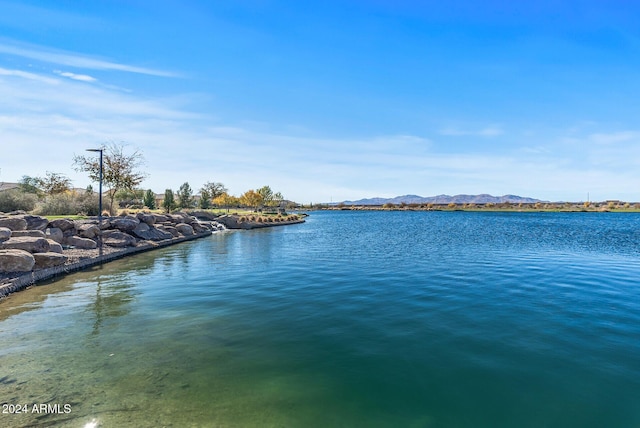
0,189,38,212
34,192,99,216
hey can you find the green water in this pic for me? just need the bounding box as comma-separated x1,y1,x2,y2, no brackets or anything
1,212,640,427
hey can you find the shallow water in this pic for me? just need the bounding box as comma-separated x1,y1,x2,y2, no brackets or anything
1,211,640,427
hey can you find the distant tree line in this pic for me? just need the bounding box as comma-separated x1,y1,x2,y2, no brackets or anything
1,142,293,215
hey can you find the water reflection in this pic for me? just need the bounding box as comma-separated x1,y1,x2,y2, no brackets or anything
89,265,135,336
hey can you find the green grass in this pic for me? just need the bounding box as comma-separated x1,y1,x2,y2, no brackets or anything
44,215,88,220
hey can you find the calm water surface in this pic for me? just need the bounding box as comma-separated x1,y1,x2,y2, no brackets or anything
1,211,639,427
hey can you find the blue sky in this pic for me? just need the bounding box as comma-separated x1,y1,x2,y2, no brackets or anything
1,0,640,203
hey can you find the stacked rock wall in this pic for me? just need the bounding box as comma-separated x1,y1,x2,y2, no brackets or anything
0,211,225,275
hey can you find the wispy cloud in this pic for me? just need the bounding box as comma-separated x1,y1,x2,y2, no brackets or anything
0,40,177,77
0,67,59,84
1,65,639,203
54,70,97,82
439,125,504,137
589,131,639,145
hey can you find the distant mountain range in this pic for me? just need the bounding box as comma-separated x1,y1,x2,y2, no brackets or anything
338,194,544,205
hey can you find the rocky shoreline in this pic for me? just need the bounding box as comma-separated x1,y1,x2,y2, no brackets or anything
0,211,224,299
0,211,306,299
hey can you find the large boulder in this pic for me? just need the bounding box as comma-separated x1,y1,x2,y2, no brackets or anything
0,249,35,273
33,252,68,269
0,217,27,231
77,223,100,239
175,223,194,236
1,236,50,253
216,215,239,229
152,214,169,223
45,227,64,243
65,236,97,249
49,218,75,232
103,231,137,247
169,214,187,224
46,240,64,254
111,217,140,232
190,222,206,233
20,215,49,231
0,227,11,242
131,222,173,241
11,230,46,238
136,212,156,225
157,225,180,237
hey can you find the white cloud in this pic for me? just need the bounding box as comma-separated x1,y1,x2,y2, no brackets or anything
54,70,97,82
0,67,59,84
0,40,177,77
1,65,639,203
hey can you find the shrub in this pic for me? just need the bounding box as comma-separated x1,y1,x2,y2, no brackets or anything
34,192,99,216
0,189,38,212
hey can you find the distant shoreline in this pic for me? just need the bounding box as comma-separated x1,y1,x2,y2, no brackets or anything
314,203,640,213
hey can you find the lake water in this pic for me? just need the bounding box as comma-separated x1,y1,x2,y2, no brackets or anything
1,211,640,427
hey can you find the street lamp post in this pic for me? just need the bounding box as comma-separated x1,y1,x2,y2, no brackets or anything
86,148,104,256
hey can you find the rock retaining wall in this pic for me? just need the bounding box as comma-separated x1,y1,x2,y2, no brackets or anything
0,232,211,298
0,211,226,298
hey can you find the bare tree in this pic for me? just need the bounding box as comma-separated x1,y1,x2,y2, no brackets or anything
73,143,146,214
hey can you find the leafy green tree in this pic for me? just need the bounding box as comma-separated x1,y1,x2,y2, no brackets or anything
143,189,156,209
177,182,194,209
163,189,176,213
257,185,274,207
201,181,227,200
18,175,42,195
199,188,212,209
73,143,147,214
273,192,284,208
36,171,72,195
115,188,144,207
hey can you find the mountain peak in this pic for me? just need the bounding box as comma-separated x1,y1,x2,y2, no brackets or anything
340,194,543,205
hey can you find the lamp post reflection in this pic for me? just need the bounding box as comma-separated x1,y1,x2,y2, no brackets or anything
86,148,103,257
